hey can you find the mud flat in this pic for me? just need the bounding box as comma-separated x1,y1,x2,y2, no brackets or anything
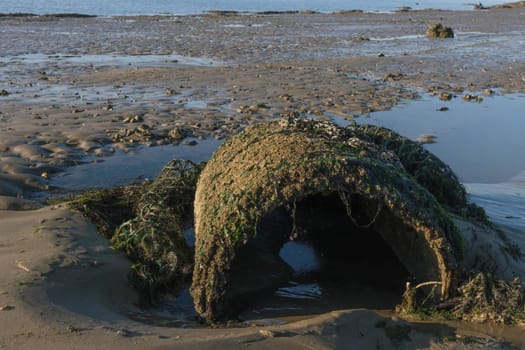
1,6,525,350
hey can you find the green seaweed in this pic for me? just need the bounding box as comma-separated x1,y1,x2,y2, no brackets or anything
191,116,465,322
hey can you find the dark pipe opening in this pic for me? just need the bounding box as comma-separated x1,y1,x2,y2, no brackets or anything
227,192,410,321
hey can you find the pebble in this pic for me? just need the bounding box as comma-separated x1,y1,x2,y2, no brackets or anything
0,89,9,96
463,94,483,102
123,115,143,123
417,134,437,144
439,92,453,101
1,305,15,311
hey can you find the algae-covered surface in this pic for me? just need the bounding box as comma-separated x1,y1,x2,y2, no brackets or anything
191,116,468,322
71,159,204,301
68,116,524,327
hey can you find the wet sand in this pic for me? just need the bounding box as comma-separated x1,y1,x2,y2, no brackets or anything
1,6,525,349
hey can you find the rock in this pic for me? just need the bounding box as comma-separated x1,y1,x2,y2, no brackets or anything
182,140,197,146
123,115,143,123
383,72,403,82
426,23,454,38
165,88,177,96
0,89,9,96
417,134,438,144
462,94,483,102
168,127,185,140
439,92,453,101
351,36,370,42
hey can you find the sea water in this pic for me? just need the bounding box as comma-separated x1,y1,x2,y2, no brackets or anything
0,0,511,16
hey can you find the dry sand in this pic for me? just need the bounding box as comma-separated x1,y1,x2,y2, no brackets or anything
1,5,525,349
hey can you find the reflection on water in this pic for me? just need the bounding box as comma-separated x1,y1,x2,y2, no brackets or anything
350,92,525,234
357,93,525,184
466,170,525,232
51,137,222,190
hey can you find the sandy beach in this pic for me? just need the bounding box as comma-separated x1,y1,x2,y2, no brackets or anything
1,4,525,349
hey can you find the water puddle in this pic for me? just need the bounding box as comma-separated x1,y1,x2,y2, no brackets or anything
51,137,222,190
0,53,222,67
354,93,525,184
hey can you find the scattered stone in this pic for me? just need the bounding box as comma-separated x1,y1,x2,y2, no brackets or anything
0,305,15,311
165,88,177,96
426,23,454,38
0,89,9,96
41,172,49,179
182,140,198,146
237,103,268,114
483,89,495,96
439,92,453,101
417,134,437,144
259,330,276,338
463,94,483,102
168,127,185,140
438,107,449,112
351,36,370,42
123,115,143,123
66,325,80,333
383,72,403,82
377,53,385,57
116,329,131,337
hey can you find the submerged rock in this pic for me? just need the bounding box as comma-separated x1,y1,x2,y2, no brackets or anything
190,116,465,322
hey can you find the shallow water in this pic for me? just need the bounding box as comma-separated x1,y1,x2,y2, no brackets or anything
357,93,525,184
51,138,222,190
351,92,525,233
0,0,508,16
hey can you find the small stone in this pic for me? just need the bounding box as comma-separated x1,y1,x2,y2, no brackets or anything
123,115,143,123
438,107,449,112
0,89,9,96
383,72,403,82
182,140,198,146
41,172,49,179
117,329,131,337
463,94,483,102
259,330,276,338
351,36,370,42
165,88,178,95
66,325,80,332
439,92,453,101
0,305,15,311
417,134,437,144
